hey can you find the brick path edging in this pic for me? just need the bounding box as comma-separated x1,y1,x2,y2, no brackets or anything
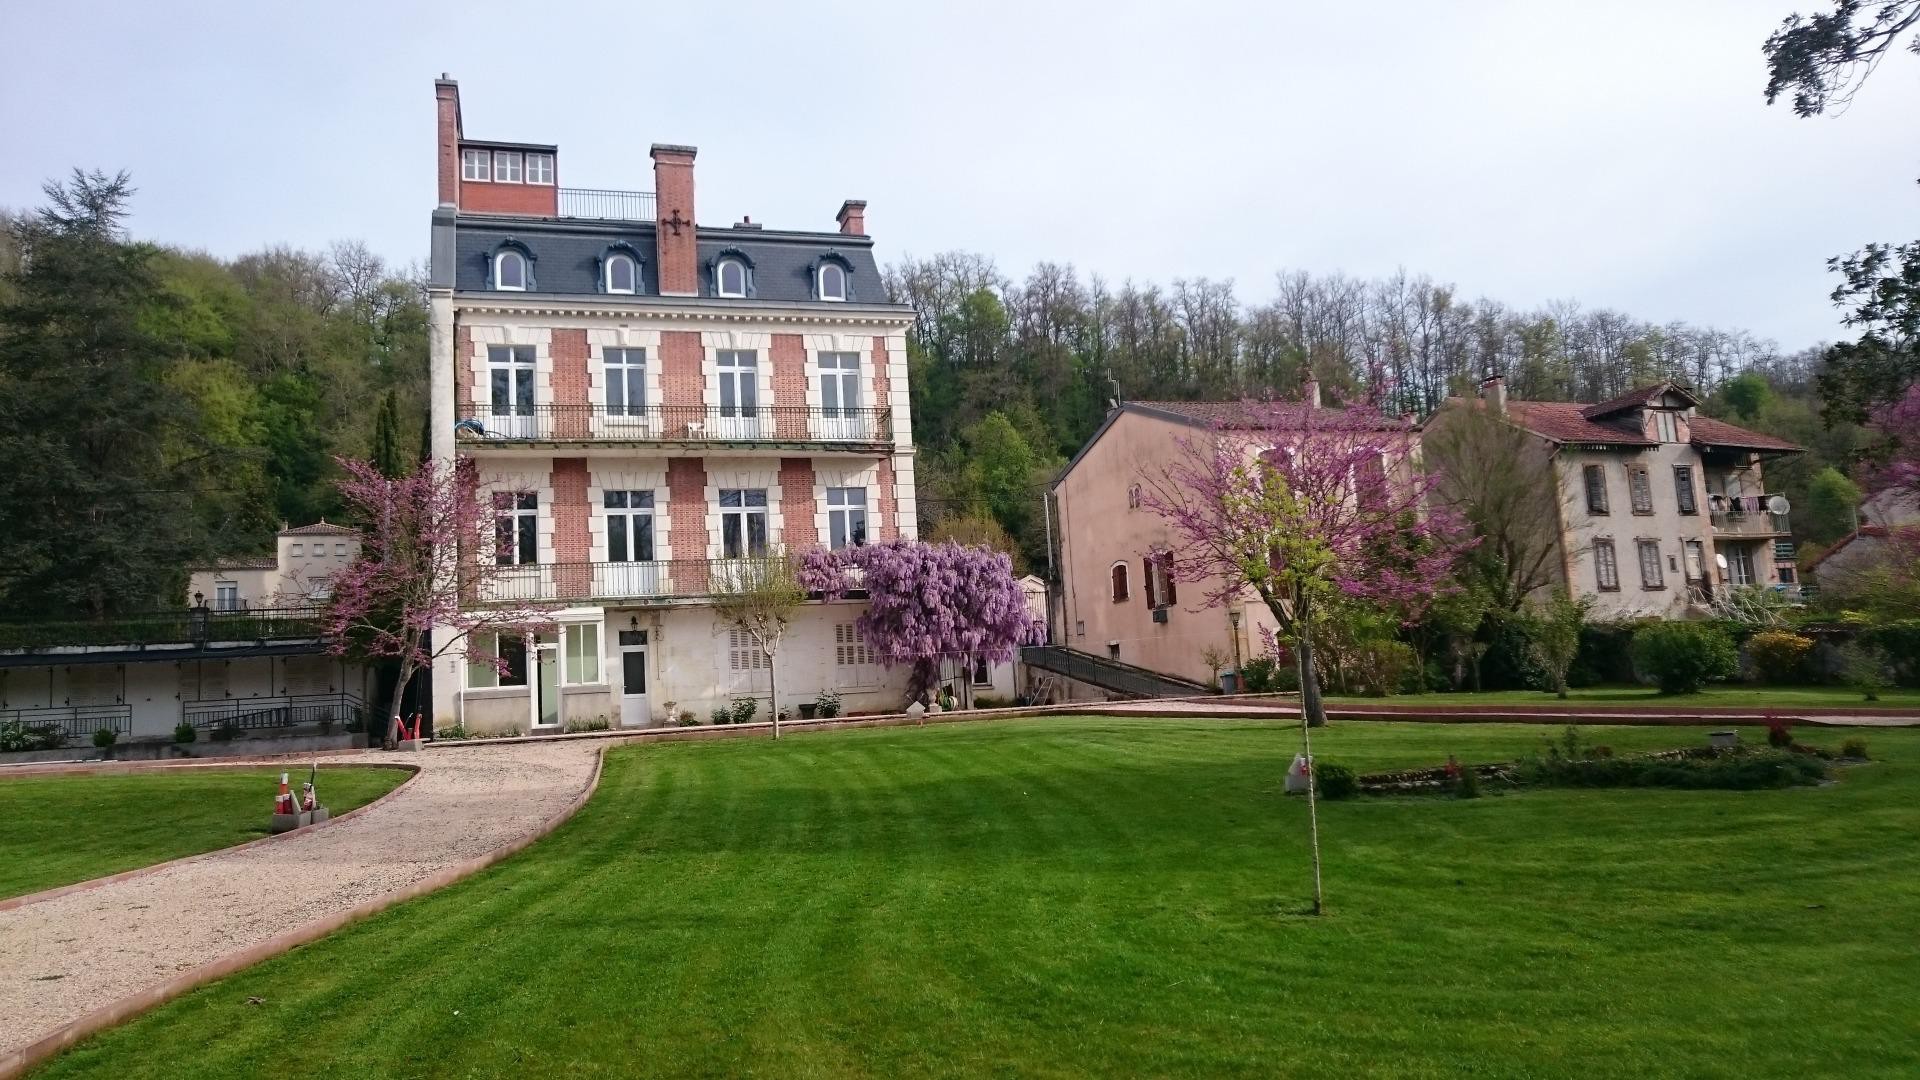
0,763,421,914
0,750,605,1080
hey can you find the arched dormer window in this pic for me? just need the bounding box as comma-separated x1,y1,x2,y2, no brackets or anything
490,240,535,292
599,244,642,295
711,248,754,298
1110,561,1130,603
812,252,854,302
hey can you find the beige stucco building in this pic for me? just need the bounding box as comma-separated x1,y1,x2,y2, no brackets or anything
189,522,360,610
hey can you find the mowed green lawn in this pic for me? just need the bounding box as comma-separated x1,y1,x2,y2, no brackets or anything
33,720,1920,1079
1328,683,1920,710
0,766,409,900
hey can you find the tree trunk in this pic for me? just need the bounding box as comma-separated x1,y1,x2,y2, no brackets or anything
1299,704,1326,916
384,661,412,751
768,647,780,741
1297,635,1327,728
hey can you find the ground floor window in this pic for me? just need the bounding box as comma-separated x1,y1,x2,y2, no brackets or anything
834,623,876,686
972,655,992,687
1726,545,1756,586
467,632,528,688
727,628,769,693
564,623,600,684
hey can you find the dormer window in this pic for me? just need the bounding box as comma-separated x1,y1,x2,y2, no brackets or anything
716,258,748,298
495,249,529,291
1653,410,1678,442
604,253,637,294
492,151,523,183
525,153,554,185
461,148,490,181
818,263,847,302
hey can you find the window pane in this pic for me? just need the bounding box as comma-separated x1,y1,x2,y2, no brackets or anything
635,514,654,561
849,507,866,546
723,515,742,558
493,151,522,182
830,511,847,551
745,490,767,507
720,261,744,295
491,369,510,412
517,514,537,565
500,637,528,686
720,489,741,508
747,512,768,555
608,514,628,562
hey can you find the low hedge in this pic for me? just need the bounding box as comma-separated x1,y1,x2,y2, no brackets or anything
1517,747,1825,790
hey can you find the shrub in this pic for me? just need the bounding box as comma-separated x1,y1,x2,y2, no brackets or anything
1766,716,1794,748
92,727,119,748
970,694,1007,709
710,707,732,725
1,722,65,753
813,689,843,718
1239,657,1278,693
172,722,197,744
677,709,697,727
1630,622,1738,694
1838,641,1893,702
1348,639,1416,697
436,722,470,741
1481,617,1548,691
1840,737,1870,760
1860,620,1920,686
210,720,240,742
730,698,759,725
1454,766,1482,799
1315,761,1359,800
1518,747,1825,790
1569,622,1640,687
564,715,611,734
1746,631,1815,684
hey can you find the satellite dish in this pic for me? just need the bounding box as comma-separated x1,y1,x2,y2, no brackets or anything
1715,554,1729,570
1768,495,1791,516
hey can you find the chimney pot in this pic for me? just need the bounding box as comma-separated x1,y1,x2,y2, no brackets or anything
837,199,867,236
1303,378,1321,410
433,77,463,209
1479,373,1507,416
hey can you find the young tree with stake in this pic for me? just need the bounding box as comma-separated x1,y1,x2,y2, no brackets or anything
710,550,807,739
324,457,557,748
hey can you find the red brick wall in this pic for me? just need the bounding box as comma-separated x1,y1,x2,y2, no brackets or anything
550,459,591,599
877,457,899,540
652,146,698,295
772,334,808,439
871,336,893,440
660,330,704,434
667,458,709,561
779,458,817,549
435,83,460,207
458,179,558,216
454,325,473,415
551,329,589,438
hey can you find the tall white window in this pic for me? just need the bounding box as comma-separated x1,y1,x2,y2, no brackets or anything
719,489,769,558
604,253,636,294
604,348,646,415
492,150,523,183
820,353,861,415
564,623,599,684
834,623,876,686
494,250,528,291
716,350,760,437
461,148,490,181
826,487,867,550
525,152,554,185
494,492,538,565
1727,545,1756,586
604,490,655,562
818,262,847,301
716,258,748,298
214,582,239,611
728,628,770,693
1594,539,1619,591
488,345,535,435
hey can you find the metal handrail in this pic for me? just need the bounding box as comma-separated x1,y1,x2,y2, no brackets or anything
557,188,656,221
0,704,132,744
479,558,833,605
0,605,328,651
456,404,892,446
186,692,364,732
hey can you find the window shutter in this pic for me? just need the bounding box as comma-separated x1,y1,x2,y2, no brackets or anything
1629,468,1652,514
1141,558,1153,608
1162,555,1177,606
1584,465,1608,514
1673,466,1696,514
1111,563,1127,603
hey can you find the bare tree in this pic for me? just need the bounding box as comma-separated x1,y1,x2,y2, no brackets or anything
710,551,807,739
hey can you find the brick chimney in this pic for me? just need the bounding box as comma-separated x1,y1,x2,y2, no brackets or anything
836,199,867,237
651,144,698,296
434,75,462,208
1303,377,1321,409
1479,373,1507,416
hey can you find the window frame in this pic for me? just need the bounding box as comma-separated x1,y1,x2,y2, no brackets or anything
604,347,647,416
818,262,848,302
1654,410,1678,442
971,654,993,687
604,253,637,294
1727,545,1757,586
603,489,656,563
461,148,491,182
1637,539,1665,590
1594,539,1620,592
1627,465,1653,515
818,352,862,417
1583,464,1609,515
525,152,554,185
1673,464,1698,515
716,258,749,298
494,491,538,566
718,488,769,558
826,486,868,550
491,150,523,183
563,623,600,685
1110,561,1130,603
487,344,536,415
467,632,529,689
494,250,529,291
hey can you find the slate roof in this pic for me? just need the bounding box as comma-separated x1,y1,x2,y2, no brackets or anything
278,521,357,537
452,216,885,304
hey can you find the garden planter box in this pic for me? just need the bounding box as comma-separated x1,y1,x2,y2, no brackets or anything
1709,730,1739,750
395,738,423,752
270,811,312,834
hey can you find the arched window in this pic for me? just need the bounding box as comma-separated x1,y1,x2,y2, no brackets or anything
604,253,636,294
494,249,528,291
1110,562,1130,603
818,262,847,301
716,258,748,298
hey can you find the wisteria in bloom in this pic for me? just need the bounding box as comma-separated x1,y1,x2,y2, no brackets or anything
325,456,557,745
798,539,1045,700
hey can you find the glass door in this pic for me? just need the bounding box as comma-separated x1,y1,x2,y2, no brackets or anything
716,350,761,440
534,635,560,729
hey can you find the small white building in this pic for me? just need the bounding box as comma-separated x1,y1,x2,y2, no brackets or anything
189,521,360,609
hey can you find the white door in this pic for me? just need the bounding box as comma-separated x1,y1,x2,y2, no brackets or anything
618,630,650,727
715,350,762,440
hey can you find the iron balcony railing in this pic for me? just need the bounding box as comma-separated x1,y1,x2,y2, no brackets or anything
478,558,864,605
557,187,656,221
185,693,364,732
0,605,328,652
456,404,893,446
0,704,132,745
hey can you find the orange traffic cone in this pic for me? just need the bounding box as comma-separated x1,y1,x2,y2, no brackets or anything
275,771,293,815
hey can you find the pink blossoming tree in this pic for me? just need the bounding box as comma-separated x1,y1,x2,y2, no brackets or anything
1866,384,1920,499
798,539,1044,706
325,456,557,747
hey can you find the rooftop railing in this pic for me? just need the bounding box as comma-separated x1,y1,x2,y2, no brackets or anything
557,188,656,221
456,404,892,447
0,605,328,652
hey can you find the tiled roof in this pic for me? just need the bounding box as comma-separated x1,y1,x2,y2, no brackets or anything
1581,381,1698,419
1686,416,1803,453
1129,400,1407,431
278,521,357,537
1502,401,1655,446
191,557,278,571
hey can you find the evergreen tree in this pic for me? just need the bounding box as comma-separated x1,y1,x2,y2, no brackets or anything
0,170,213,617
372,390,405,478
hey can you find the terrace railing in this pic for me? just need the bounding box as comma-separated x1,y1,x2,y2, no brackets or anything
0,605,328,652
0,704,132,745
557,188,656,221
456,404,892,447
478,558,861,605
185,693,364,733
1708,494,1790,536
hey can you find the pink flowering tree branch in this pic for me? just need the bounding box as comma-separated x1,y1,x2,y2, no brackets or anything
325,456,558,746
1137,396,1466,729
798,539,1045,706
1865,384,1920,499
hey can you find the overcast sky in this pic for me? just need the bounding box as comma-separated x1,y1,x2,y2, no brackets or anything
3,0,1914,351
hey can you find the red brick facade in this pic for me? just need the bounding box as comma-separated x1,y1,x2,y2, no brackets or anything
435,81,460,206
458,179,558,217
772,334,808,439
778,458,817,549
877,457,899,540
871,335,892,431
651,145,699,296
550,458,591,599
454,325,473,414
660,330,704,434
550,328,590,438
667,458,709,560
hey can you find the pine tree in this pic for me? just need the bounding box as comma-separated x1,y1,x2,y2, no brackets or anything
372,390,405,479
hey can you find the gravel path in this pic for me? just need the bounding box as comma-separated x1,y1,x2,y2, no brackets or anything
0,742,599,1061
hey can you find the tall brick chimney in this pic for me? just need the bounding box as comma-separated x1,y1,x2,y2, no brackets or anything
651,144,698,296
434,75,462,209
1479,373,1507,416
836,199,867,237
1303,377,1321,409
